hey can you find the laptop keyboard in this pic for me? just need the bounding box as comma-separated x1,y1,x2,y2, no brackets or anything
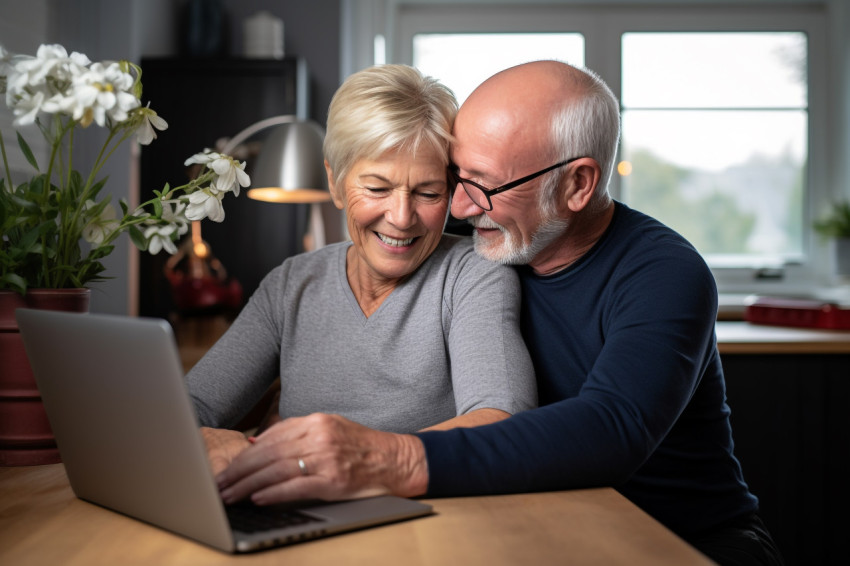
226,502,326,533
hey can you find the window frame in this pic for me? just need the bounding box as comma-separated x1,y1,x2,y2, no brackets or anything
345,0,834,304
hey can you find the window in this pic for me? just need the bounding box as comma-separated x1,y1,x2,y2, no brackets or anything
413,33,585,105
620,32,808,268
346,1,834,300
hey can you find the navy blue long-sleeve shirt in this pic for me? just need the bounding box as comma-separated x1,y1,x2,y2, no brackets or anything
417,202,758,537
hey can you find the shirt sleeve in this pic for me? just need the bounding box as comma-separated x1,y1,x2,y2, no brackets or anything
184,266,286,428
444,250,537,416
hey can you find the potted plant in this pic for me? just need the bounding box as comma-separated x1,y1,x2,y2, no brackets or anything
813,201,850,275
0,44,249,465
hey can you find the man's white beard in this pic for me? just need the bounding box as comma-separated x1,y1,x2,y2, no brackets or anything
471,213,568,265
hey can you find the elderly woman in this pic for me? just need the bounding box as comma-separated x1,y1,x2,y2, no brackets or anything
188,65,536,474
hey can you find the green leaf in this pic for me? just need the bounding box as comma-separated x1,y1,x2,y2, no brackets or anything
67,170,84,198
88,177,109,200
129,225,148,250
15,224,43,253
88,244,115,260
813,201,850,240
0,273,27,294
83,197,112,219
9,194,41,212
16,132,39,171
25,174,47,197
128,61,144,99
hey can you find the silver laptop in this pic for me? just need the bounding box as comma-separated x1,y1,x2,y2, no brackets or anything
15,308,432,553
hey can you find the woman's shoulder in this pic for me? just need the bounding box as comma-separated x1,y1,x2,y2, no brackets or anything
279,241,348,269
430,233,478,265
429,234,517,281
434,232,473,254
258,242,348,287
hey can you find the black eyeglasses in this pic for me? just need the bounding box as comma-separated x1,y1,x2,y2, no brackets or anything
448,157,584,211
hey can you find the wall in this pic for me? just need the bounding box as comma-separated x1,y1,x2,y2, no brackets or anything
0,0,50,189
218,0,341,124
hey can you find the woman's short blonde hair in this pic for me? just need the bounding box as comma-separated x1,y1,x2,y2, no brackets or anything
323,64,457,199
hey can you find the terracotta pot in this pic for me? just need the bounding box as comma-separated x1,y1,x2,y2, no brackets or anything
0,289,91,466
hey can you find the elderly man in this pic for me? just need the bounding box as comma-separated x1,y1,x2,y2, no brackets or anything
215,61,783,565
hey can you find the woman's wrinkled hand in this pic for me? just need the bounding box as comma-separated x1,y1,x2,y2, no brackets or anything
200,427,252,477
215,413,429,505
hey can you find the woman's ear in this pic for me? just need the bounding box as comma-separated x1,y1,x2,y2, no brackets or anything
325,160,345,210
564,158,602,213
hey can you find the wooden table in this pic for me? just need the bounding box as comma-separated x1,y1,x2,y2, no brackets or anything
716,320,850,354
0,464,712,565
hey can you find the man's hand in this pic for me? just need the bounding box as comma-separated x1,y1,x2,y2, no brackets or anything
200,427,252,477
215,413,429,505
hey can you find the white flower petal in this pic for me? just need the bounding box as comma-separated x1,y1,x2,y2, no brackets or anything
132,104,168,145
149,113,168,130
162,236,178,255
188,190,210,203
206,202,225,222
135,120,155,145
184,150,216,166
148,236,163,255
210,157,232,176
186,191,213,221
185,203,205,221
235,164,251,187
97,89,117,109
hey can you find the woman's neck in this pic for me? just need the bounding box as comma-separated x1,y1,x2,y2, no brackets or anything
345,246,402,317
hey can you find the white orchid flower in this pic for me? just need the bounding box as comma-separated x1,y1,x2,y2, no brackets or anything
10,89,46,126
184,149,218,167
184,150,250,196
132,102,168,145
4,44,89,114
160,200,190,237
143,223,179,255
65,61,139,127
209,154,250,196
81,201,120,246
8,44,89,91
185,189,226,222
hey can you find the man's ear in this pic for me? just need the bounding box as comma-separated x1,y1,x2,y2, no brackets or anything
325,160,345,210
564,158,602,212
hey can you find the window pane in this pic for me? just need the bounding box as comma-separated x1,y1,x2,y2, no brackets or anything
622,32,807,108
620,32,808,266
413,33,584,105
620,109,807,260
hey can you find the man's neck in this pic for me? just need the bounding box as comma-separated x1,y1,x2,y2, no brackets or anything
528,203,615,276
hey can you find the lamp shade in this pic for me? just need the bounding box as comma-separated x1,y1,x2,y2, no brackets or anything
247,120,331,204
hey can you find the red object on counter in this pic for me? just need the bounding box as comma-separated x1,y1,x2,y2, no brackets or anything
744,296,850,330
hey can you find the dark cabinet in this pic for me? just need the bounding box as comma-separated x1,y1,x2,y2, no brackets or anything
722,353,850,565
138,57,311,318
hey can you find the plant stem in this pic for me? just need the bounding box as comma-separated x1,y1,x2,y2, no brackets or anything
0,129,12,188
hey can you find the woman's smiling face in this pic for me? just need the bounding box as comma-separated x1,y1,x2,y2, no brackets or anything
329,146,449,285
